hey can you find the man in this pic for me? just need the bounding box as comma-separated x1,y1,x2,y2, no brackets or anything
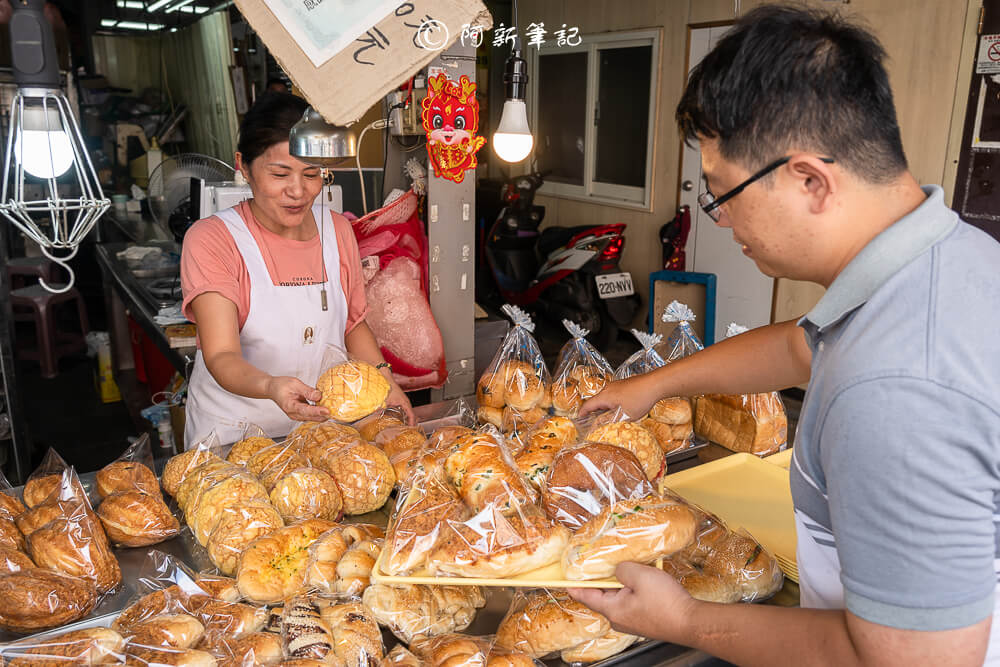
573,5,1000,666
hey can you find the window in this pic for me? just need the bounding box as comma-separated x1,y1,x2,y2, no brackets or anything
528,29,660,209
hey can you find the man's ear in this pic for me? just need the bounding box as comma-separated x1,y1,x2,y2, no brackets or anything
787,154,836,215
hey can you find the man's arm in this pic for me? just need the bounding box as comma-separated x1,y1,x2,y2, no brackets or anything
572,564,990,667
582,319,812,418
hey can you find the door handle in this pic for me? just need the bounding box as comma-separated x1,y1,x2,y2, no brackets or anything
682,180,694,191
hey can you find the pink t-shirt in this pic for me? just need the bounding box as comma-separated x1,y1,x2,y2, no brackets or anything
180,200,367,334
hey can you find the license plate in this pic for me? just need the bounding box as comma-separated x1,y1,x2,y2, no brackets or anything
595,272,634,299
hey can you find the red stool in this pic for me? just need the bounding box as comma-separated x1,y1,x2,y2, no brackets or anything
6,257,59,290
10,284,89,379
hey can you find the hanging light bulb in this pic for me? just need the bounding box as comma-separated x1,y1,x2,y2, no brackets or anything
0,0,110,293
492,0,533,163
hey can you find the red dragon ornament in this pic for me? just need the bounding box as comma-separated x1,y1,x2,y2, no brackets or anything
421,73,486,183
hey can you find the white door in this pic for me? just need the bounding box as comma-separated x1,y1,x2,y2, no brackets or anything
679,26,774,343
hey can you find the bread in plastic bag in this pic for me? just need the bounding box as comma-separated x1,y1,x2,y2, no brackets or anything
124,613,207,650
206,501,285,577
361,583,486,644
579,408,665,481
124,644,218,666
0,468,26,522
316,344,391,423
550,320,614,418
96,434,162,499
376,425,430,486
657,487,784,603
281,595,384,666
494,590,611,660
294,421,363,462
186,470,270,546
690,323,788,456
0,567,97,633
409,632,538,667
227,423,277,466
381,644,424,667
161,432,223,498
475,306,551,422
0,544,33,575
244,441,310,491
357,407,408,442
307,439,395,515
540,441,652,530
304,523,384,596
236,518,337,603
562,494,697,580
22,448,88,509
98,489,180,547
513,416,579,487
203,630,283,667
269,467,344,523
0,627,126,665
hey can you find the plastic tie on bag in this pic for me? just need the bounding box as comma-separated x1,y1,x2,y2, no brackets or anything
726,322,750,338
562,319,589,339
661,300,696,324
502,304,536,333
629,328,662,351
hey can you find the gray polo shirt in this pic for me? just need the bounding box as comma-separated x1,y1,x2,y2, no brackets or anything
790,185,1000,637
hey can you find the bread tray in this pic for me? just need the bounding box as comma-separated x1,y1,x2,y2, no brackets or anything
371,548,625,589
662,452,798,582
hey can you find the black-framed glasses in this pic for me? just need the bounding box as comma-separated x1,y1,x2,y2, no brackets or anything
698,156,835,222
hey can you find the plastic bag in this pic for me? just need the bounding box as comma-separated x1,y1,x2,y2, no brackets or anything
281,595,384,665
540,441,652,530
235,518,337,604
206,502,284,577
22,447,85,509
0,568,97,634
561,494,697,580
475,306,551,429
512,416,579,489
357,406,409,442
23,466,122,595
244,440,310,491
227,423,277,466
690,323,788,456
316,344,391,423
0,467,25,523
656,486,785,603
295,420,364,464
660,300,704,362
613,329,665,381
577,408,666,482
551,320,614,418
361,583,486,644
0,627,126,664
306,438,396,515
269,467,344,523
95,433,161,498
494,590,614,661
161,431,223,498
410,632,540,667
184,466,270,545
304,523,384,595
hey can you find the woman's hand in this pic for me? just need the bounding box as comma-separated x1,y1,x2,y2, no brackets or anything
266,376,330,422
385,379,416,425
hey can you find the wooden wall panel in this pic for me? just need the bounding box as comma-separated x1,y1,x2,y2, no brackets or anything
519,0,971,327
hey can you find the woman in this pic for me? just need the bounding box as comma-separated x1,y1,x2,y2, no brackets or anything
180,92,413,447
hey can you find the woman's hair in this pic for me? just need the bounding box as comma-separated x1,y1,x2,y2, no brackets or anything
237,92,308,165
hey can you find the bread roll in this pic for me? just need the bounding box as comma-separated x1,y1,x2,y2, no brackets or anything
380,645,423,667
22,473,86,509
125,646,218,666
410,633,485,667
188,473,270,546
319,601,384,667
514,416,578,488
640,418,691,454
502,363,544,411
280,597,333,661
427,510,570,579
494,591,609,659
377,427,427,461
560,630,639,663
693,393,787,455
443,432,534,514
0,516,24,552
226,436,277,466
361,584,486,644
330,539,380,595
236,519,336,603
585,421,664,481
316,361,391,422
245,444,305,479
0,490,26,521
114,586,193,632
649,397,693,425
194,574,241,603
28,517,122,593
314,442,395,515
15,498,102,538
475,406,503,429
297,422,363,463
476,372,505,409
97,461,161,499
0,544,33,575
125,613,206,650
571,366,609,399
161,449,221,498
562,496,697,580
383,471,467,575
191,597,268,641
500,406,545,436
206,502,284,577
359,413,406,442
206,631,282,667
98,491,180,547
542,443,651,529
270,468,343,523
3,627,125,665
0,568,97,633
175,461,241,512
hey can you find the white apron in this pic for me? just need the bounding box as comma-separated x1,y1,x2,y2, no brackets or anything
183,203,348,447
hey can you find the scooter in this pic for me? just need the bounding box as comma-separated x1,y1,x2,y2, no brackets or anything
481,171,640,350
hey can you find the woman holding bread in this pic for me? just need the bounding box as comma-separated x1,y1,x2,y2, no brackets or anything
180,93,413,447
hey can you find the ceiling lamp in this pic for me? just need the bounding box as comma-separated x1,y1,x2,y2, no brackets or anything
288,107,358,167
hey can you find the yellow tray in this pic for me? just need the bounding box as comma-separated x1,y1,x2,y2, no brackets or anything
763,448,793,469
371,548,625,588
663,453,798,582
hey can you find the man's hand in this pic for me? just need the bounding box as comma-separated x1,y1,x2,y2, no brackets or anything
266,376,330,422
569,562,696,642
580,375,661,419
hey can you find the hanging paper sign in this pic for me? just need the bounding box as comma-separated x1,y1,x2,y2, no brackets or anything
977,34,1000,74
421,73,487,183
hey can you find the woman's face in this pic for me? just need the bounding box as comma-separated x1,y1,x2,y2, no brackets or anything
239,141,323,229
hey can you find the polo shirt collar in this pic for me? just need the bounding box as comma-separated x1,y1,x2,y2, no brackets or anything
801,185,958,333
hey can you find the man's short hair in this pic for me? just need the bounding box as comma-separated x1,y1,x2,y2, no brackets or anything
676,5,907,184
